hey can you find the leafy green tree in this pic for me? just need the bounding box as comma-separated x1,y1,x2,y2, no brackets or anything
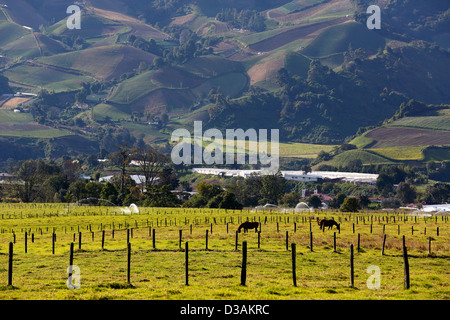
143,185,181,207
259,172,286,205
330,193,347,209
423,183,450,204
376,173,394,196
182,181,223,208
84,182,103,199
280,192,300,208
359,195,370,208
340,197,360,212
68,179,87,202
307,195,322,209
395,182,417,205
207,191,243,210
15,160,56,203
100,182,119,204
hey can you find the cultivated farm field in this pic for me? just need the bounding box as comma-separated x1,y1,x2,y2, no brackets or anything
0,204,448,300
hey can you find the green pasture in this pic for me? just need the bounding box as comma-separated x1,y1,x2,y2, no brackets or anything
3,64,91,92
301,22,386,58
423,147,450,162
321,149,395,167
0,110,71,138
0,204,448,300
109,70,158,105
368,147,425,161
0,21,29,47
387,116,450,132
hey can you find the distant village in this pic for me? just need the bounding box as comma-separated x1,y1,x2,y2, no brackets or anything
1,162,448,212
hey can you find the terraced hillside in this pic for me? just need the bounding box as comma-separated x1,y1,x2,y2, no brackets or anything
0,0,448,166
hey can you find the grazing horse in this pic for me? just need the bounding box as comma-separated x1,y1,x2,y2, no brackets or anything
238,221,260,233
318,219,340,231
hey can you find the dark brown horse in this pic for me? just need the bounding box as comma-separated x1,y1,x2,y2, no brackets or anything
238,221,260,233
318,219,340,231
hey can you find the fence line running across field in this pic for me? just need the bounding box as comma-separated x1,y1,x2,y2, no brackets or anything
1,209,447,292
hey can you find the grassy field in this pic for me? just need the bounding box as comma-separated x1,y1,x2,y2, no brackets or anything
0,21,29,47
319,149,395,167
423,147,450,162
300,21,386,58
0,110,71,139
387,116,450,132
3,64,92,92
0,204,448,300
368,146,425,161
38,45,156,81
109,70,158,105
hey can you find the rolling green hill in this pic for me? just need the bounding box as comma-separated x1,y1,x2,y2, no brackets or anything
108,55,248,116
0,0,448,167
301,21,387,58
342,107,450,165
0,21,29,47
318,149,395,168
38,45,157,81
3,63,92,92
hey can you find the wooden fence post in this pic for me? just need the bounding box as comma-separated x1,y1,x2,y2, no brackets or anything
52,232,56,255
333,232,337,252
102,230,105,249
152,229,156,249
310,232,313,252
205,230,209,251
291,243,297,287
350,244,354,288
381,234,387,256
357,233,360,253
68,242,74,285
8,242,13,286
127,242,131,285
185,241,189,286
402,236,410,289
241,241,247,286
25,232,27,254
258,231,261,249
286,231,289,251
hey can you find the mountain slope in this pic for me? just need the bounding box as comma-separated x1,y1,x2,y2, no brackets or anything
0,0,448,165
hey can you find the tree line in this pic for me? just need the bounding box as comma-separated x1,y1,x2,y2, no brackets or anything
1,146,447,212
